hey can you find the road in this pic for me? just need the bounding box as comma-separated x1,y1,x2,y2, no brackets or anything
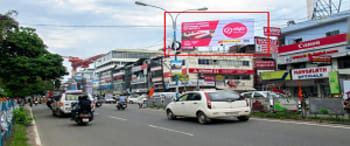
32,104,350,146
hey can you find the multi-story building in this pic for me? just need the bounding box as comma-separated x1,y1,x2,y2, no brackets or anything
162,51,255,91
94,49,161,95
272,10,350,98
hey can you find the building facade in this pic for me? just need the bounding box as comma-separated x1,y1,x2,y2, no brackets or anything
275,11,350,98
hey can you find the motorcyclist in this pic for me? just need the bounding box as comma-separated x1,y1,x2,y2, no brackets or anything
71,95,93,120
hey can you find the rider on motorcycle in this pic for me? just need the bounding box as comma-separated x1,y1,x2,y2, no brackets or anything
71,95,93,120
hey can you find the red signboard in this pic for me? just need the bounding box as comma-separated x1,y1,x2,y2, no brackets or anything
113,75,124,80
278,33,347,54
264,27,281,37
255,38,279,53
105,78,111,82
309,55,332,63
204,76,215,82
189,68,254,74
254,60,275,69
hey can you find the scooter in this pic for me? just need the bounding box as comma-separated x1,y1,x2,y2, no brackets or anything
116,102,127,110
71,103,93,125
95,101,103,108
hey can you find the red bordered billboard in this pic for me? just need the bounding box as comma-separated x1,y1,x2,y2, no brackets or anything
164,11,271,57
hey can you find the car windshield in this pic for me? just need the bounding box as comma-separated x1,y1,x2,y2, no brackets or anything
207,91,241,101
65,93,82,101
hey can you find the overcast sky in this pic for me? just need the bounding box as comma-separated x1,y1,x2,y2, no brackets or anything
1,0,349,77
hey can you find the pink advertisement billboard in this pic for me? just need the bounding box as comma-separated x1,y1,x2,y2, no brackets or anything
181,19,254,47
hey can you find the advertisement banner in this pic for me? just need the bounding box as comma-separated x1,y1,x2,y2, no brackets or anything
204,76,215,82
181,19,254,47
309,55,332,64
170,60,183,75
255,38,279,53
329,71,340,94
260,70,291,81
278,33,347,54
254,60,275,70
278,47,350,64
291,66,331,80
189,68,254,74
343,80,350,99
263,27,281,37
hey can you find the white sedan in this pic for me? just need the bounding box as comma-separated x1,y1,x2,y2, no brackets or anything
165,91,251,124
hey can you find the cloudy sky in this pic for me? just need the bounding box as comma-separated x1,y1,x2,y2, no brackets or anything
1,0,349,76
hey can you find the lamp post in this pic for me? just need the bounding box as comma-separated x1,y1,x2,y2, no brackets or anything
135,1,207,97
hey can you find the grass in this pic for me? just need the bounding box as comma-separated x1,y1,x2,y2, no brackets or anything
6,124,29,146
252,112,350,123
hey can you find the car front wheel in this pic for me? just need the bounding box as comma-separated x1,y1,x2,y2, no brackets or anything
166,110,176,120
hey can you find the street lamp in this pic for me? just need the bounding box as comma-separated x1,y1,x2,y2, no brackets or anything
135,1,208,97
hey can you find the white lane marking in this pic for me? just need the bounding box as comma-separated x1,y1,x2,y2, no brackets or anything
148,124,194,136
252,118,350,130
109,115,128,121
28,106,42,146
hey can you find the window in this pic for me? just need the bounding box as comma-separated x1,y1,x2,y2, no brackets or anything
294,38,302,43
338,56,350,69
292,62,306,69
242,61,250,66
253,92,264,98
326,30,340,37
278,65,287,70
241,75,251,80
188,93,201,101
178,94,190,101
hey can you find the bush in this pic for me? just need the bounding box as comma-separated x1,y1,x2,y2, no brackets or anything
13,109,33,126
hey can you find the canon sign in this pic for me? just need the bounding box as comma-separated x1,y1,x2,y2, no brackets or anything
298,41,321,49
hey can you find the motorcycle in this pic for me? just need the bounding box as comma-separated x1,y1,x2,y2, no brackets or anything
96,101,102,108
116,102,127,110
34,100,39,106
71,103,93,125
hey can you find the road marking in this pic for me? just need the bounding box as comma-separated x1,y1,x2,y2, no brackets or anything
28,106,42,146
252,118,350,130
109,115,128,121
148,124,194,136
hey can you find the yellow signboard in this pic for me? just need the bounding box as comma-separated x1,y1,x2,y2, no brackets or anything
261,70,291,81
215,75,225,80
179,74,189,81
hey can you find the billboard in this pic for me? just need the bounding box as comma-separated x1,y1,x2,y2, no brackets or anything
263,27,281,37
328,71,340,94
170,60,183,75
181,19,254,47
291,66,331,80
255,38,279,53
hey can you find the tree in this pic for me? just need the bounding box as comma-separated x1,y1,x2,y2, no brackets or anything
0,11,68,97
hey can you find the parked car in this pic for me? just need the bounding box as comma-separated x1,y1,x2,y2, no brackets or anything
241,91,299,112
51,90,95,117
128,94,140,104
104,97,116,104
165,90,250,124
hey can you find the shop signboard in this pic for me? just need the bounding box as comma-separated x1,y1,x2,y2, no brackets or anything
260,70,291,81
278,33,347,54
309,55,332,64
170,60,183,75
215,75,225,80
263,27,281,37
204,76,215,82
291,66,331,80
181,19,254,47
255,38,279,53
189,68,254,74
254,60,275,70
329,71,340,94
278,47,349,64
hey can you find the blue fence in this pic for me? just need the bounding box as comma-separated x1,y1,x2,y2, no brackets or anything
0,99,18,146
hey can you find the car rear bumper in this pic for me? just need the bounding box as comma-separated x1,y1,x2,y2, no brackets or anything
205,107,251,118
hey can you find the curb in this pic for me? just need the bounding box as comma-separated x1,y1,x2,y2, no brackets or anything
27,106,42,146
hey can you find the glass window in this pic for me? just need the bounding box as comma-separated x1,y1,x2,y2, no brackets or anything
207,91,241,101
178,94,191,101
253,92,264,98
242,61,250,66
338,56,350,69
326,30,340,37
188,93,201,101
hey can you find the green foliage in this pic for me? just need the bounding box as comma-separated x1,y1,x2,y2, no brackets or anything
13,108,33,126
6,124,29,146
0,11,67,97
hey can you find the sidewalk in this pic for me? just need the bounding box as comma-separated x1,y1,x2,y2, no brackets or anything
25,105,42,146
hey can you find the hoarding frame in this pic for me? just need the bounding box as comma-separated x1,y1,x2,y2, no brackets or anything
163,11,271,57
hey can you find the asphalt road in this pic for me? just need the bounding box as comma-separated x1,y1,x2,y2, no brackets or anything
32,103,350,146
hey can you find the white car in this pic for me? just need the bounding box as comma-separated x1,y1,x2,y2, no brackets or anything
51,90,95,117
128,94,140,104
165,91,251,124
